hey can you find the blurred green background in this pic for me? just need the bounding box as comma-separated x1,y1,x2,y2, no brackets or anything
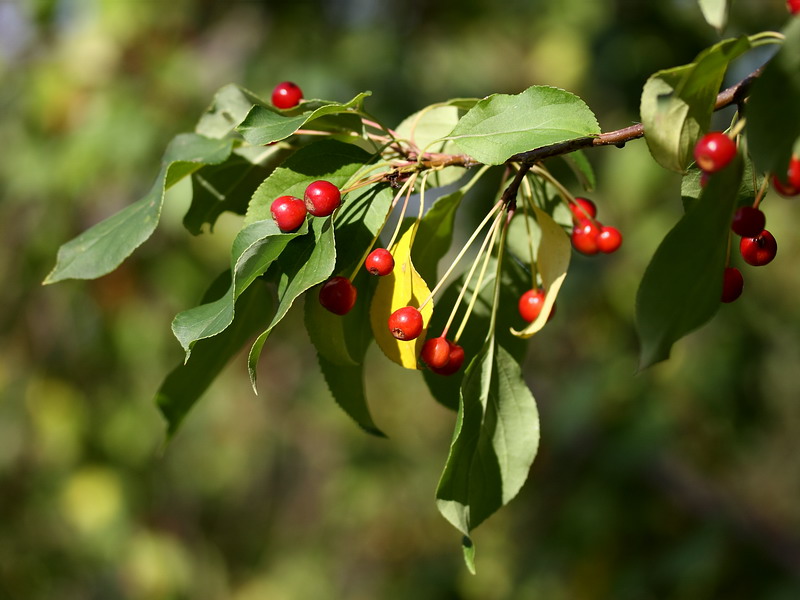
2,0,800,598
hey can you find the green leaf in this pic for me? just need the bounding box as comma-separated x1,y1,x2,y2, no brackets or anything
422,258,529,411
245,139,376,224
681,156,755,212
640,36,751,173
746,19,800,176
436,342,540,539
44,133,234,284
184,152,279,235
171,218,304,357
237,92,371,146
561,150,596,191
412,188,465,285
698,0,730,33
443,86,600,165
305,272,384,435
395,105,467,187
636,156,743,368
155,276,273,438
247,217,337,390
195,83,266,139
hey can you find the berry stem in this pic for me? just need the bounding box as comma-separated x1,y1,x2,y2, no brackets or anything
419,200,504,311
347,175,416,281
442,208,504,339
453,208,505,343
519,173,539,289
753,174,770,209
384,172,420,251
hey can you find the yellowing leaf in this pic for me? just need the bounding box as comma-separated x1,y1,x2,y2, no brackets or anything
511,206,571,339
370,225,434,369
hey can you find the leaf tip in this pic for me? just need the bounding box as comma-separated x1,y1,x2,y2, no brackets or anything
462,536,477,574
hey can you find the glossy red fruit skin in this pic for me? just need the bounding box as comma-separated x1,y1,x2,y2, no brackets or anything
303,180,342,217
430,341,465,376
388,306,424,341
571,219,600,255
569,197,597,221
721,267,744,303
772,156,800,197
789,0,800,15
421,337,450,369
365,248,394,276
518,289,555,323
318,277,357,315
271,81,303,109
739,230,777,266
597,225,623,254
731,206,766,238
270,196,307,232
694,132,736,173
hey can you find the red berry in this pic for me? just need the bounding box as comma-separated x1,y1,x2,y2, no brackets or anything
739,229,777,266
430,341,465,376
721,267,744,303
270,195,307,232
597,225,623,254
365,248,394,276
518,289,555,323
772,156,800,197
731,206,766,238
303,180,341,217
271,81,303,109
569,197,597,221
318,276,357,315
693,132,737,173
421,336,450,369
388,306,424,341
788,0,800,15
571,219,601,255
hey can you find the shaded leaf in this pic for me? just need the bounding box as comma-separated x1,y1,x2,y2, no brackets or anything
636,156,743,368
443,86,600,165
412,188,465,284
248,217,337,390
44,133,233,284
746,19,800,176
172,218,304,357
640,36,751,172
396,105,467,187
156,276,273,438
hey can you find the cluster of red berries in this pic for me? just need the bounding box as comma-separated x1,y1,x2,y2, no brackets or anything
569,197,623,255
270,180,342,232
420,337,465,375
692,131,794,304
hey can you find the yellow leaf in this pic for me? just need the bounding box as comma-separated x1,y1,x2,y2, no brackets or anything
370,224,434,369
511,205,571,339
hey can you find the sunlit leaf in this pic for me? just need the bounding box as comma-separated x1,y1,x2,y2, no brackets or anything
698,0,730,33
195,83,266,139
511,206,571,338
44,134,233,284
436,342,540,550
237,92,371,146
443,86,600,165
370,224,434,369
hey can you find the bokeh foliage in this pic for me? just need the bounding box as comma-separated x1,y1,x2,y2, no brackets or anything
2,0,800,597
